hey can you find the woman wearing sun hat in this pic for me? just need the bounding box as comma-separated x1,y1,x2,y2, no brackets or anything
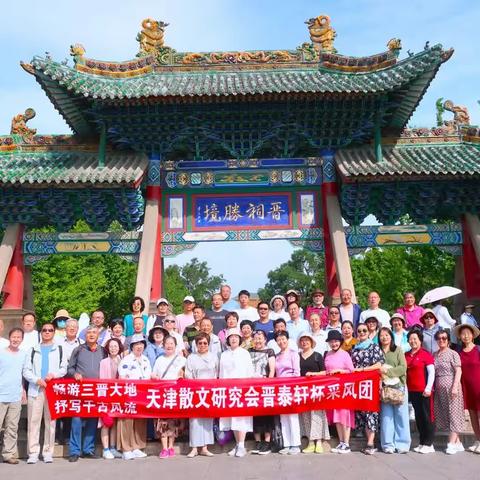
152,335,186,459
298,332,330,454
324,330,355,454
269,295,290,321
420,309,442,354
455,323,480,453
185,332,219,458
390,313,410,353
219,328,254,458
117,334,151,460
145,326,168,367
284,290,304,318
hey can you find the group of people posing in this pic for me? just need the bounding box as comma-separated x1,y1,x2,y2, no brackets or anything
0,285,479,464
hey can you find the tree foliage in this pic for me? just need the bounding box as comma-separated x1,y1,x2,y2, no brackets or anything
259,246,455,312
30,220,137,323
164,258,225,312
351,246,455,311
258,249,326,305
32,254,137,323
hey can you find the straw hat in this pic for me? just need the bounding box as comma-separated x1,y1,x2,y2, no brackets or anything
454,323,480,340
298,332,317,348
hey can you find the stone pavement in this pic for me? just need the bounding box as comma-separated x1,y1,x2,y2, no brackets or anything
0,451,477,480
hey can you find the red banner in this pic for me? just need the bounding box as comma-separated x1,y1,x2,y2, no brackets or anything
46,371,380,420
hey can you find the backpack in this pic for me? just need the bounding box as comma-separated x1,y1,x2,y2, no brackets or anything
31,345,63,367
270,415,284,452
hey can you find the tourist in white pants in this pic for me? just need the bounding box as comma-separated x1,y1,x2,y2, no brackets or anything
274,330,301,454
23,322,68,464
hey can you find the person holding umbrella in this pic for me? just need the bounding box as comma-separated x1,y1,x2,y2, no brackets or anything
419,286,460,331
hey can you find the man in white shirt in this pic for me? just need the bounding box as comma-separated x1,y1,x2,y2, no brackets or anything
359,291,391,328
20,313,40,351
56,319,84,361
286,302,309,343
235,290,258,322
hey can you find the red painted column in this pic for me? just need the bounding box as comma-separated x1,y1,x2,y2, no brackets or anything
321,149,340,301
2,225,25,309
322,184,340,300
150,202,163,301
462,217,480,298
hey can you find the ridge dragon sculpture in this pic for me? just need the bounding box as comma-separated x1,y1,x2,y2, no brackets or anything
137,18,169,54
305,15,336,53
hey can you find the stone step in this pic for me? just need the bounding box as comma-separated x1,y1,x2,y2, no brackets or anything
14,425,476,459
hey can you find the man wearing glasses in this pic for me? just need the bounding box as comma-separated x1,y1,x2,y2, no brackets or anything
23,322,68,464
253,302,274,341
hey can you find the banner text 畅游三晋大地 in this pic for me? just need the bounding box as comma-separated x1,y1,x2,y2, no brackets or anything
46,371,380,419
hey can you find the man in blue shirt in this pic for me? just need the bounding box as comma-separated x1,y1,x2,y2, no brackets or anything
0,327,27,464
253,301,275,341
24,322,67,464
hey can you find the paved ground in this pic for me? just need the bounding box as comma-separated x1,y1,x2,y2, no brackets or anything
0,451,477,480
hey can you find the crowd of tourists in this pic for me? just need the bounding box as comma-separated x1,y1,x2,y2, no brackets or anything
0,285,479,464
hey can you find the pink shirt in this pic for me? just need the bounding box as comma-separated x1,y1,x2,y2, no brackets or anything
324,348,354,373
275,349,300,377
396,305,425,329
176,313,194,336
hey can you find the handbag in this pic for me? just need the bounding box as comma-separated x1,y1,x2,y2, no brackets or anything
381,385,405,405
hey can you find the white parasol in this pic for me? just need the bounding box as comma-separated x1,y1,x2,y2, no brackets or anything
419,286,462,306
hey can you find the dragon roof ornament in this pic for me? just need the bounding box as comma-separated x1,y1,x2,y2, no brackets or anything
10,108,37,143
305,15,336,53
44,16,413,77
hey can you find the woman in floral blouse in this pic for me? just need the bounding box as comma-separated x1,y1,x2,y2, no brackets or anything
351,323,385,455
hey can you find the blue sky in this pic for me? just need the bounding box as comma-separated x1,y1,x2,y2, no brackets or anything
1,0,478,295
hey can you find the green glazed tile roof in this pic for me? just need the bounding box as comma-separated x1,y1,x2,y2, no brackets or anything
0,151,148,186
28,45,449,135
336,143,480,180
31,46,444,98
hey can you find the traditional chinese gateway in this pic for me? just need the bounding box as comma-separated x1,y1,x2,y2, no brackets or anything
1,16,480,321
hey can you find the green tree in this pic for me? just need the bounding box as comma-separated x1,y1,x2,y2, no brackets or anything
165,258,225,312
31,254,137,323
258,249,325,306
30,220,137,323
164,264,189,313
351,246,455,311
259,246,455,312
